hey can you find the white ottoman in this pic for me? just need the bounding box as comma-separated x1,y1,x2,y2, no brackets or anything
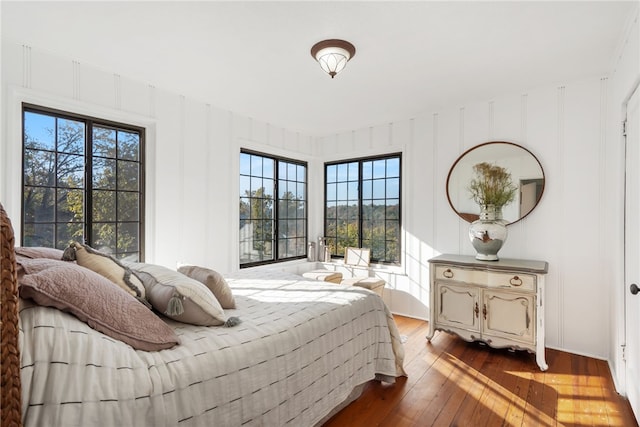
302,270,343,284
341,277,385,297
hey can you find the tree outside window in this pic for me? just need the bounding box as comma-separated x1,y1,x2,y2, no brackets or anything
239,150,307,267
325,154,401,264
22,106,144,261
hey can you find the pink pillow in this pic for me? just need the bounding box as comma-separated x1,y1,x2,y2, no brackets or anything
15,246,64,260
18,258,179,351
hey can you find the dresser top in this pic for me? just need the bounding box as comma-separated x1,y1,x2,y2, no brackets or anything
428,254,548,274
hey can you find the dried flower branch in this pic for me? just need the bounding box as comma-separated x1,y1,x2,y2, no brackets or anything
467,162,517,208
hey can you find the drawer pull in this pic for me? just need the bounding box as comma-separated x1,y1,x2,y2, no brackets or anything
510,276,523,286
443,268,454,278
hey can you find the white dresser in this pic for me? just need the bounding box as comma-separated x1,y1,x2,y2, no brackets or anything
427,254,549,371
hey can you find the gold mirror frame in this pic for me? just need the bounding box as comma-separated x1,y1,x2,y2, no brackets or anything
446,141,545,225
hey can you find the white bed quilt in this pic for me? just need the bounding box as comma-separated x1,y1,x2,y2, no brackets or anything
19,269,406,427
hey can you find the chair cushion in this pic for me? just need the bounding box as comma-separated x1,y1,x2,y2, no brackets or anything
341,277,385,296
302,270,343,284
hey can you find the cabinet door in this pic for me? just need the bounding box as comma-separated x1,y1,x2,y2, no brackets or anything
482,290,535,344
435,282,480,332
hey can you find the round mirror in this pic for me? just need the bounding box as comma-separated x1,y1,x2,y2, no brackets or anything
446,141,545,225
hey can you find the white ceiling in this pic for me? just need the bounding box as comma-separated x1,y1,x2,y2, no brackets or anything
1,1,635,136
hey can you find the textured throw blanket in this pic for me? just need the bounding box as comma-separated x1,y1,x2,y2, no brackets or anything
19,269,405,426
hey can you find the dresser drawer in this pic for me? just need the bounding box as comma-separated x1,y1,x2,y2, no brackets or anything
434,265,535,291
486,272,535,291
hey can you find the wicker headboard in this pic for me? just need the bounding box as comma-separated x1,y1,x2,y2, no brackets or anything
1,203,23,427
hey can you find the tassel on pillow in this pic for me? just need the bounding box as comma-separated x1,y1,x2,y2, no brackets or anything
224,316,241,327
62,244,77,261
165,291,185,316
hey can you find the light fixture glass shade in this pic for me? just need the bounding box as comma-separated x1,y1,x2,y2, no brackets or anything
311,39,356,79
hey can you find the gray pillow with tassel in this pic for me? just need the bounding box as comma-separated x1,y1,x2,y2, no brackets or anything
125,262,239,327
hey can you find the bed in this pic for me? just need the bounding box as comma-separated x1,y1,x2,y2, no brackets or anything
0,204,406,427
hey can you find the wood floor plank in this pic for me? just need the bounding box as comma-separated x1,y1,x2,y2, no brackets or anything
323,316,639,427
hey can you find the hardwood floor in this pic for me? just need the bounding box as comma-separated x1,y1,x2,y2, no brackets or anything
323,315,638,427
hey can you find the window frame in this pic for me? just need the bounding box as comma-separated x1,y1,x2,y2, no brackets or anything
21,103,146,260
324,153,402,265
239,148,308,268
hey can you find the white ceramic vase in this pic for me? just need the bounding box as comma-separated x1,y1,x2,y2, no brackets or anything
468,204,507,261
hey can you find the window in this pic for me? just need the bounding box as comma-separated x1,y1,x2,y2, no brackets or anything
239,150,307,267
325,154,401,264
22,105,144,261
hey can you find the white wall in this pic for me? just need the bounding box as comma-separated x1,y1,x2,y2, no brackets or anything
0,40,316,274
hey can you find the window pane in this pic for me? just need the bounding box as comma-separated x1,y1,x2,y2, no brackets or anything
93,127,116,158
362,221,373,239
57,118,85,155
23,223,54,247
284,163,294,181
251,155,263,175
57,188,83,223
240,152,251,175
326,201,337,220
386,220,399,239
362,179,372,200
92,223,115,254
386,199,400,219
118,131,139,160
251,176,262,194
57,154,84,188
278,239,288,258
362,203,373,220
117,160,139,191
387,158,400,177
24,111,55,150
362,161,373,180
326,164,337,183
372,179,385,199
326,220,337,237
278,219,288,238
337,182,348,201
93,190,116,222
326,183,337,200
262,178,274,197
348,162,358,180
56,222,83,249
93,158,117,189
373,160,386,178
23,187,54,222
117,222,139,255
118,192,139,222
263,158,274,179
348,181,358,200
387,178,400,198
297,219,305,238
337,163,348,181
240,175,251,197
24,149,55,186
297,165,305,182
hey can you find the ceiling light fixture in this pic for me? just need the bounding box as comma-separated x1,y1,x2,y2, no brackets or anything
310,39,356,79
